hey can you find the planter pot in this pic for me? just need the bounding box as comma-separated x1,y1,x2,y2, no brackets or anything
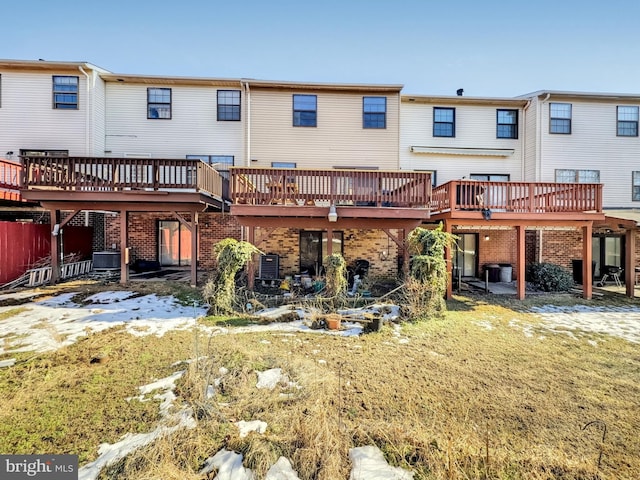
325,314,341,330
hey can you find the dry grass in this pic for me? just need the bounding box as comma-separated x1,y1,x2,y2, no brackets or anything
0,283,638,479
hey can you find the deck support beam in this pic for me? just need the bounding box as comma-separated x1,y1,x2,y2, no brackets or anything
516,225,526,300
120,210,129,285
582,224,593,299
625,228,636,298
50,209,61,283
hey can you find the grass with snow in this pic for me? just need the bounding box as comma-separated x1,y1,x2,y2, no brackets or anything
0,282,638,479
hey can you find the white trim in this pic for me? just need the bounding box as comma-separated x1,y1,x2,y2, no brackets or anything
410,146,514,157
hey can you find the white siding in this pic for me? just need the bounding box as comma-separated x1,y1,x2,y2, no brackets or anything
249,89,399,170
523,97,538,180
105,83,244,163
538,98,640,208
400,101,523,185
0,71,89,156
91,72,106,156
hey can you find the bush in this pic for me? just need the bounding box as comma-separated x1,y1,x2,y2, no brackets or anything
526,262,573,292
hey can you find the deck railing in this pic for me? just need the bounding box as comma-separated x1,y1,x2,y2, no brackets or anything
20,156,224,198
231,167,432,208
0,158,23,201
431,180,603,214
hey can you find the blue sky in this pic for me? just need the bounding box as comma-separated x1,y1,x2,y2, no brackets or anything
6,0,640,97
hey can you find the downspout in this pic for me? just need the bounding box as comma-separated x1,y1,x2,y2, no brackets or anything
538,93,551,182
521,100,531,181
241,81,251,243
537,93,551,263
78,66,91,155
243,81,251,167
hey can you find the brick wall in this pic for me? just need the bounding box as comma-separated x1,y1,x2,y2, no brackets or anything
257,228,400,280
106,214,401,278
538,229,583,270
105,212,243,269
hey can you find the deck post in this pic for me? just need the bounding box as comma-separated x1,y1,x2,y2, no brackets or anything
120,210,129,284
582,224,593,299
516,225,526,300
625,228,636,298
248,226,256,290
326,228,333,256
50,209,61,283
191,211,198,287
444,221,453,299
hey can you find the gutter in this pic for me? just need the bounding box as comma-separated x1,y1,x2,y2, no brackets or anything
521,100,531,183
78,66,91,155
537,93,550,263
243,81,251,166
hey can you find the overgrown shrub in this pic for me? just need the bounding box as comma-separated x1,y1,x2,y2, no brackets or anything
323,253,348,308
526,262,573,292
204,238,262,314
404,224,457,319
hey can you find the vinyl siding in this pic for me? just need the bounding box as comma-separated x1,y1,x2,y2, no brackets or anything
249,88,399,170
538,99,640,208
0,70,88,156
105,83,244,163
400,101,523,185
91,73,106,156
523,97,538,180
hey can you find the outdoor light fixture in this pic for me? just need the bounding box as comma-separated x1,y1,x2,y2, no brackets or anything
328,204,338,222
484,235,490,241
379,235,391,260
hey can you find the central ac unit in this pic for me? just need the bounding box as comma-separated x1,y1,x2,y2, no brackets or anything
259,254,279,279
92,251,121,270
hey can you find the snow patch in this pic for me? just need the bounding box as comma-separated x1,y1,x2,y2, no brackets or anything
236,420,267,438
200,449,254,480
349,445,414,479
265,457,300,479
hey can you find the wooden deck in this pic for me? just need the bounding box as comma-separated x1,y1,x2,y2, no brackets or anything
0,158,23,202
430,180,603,220
20,156,225,206
230,167,433,230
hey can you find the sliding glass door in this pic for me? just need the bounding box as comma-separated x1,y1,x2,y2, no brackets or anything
158,220,191,266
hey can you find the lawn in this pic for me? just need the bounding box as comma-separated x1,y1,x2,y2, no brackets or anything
0,282,638,479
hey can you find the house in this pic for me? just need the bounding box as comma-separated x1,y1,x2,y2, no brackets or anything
401,90,640,298
522,91,640,295
4,57,636,299
232,79,430,284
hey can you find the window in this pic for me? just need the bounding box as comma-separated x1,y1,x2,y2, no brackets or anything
470,174,510,181
20,149,68,157
187,155,234,179
555,169,600,183
52,76,79,109
497,109,518,139
433,107,455,137
363,97,386,128
293,94,317,127
271,162,297,168
217,90,241,121
414,169,437,186
147,88,171,119
617,106,638,136
550,103,571,134
187,155,234,169
633,172,640,201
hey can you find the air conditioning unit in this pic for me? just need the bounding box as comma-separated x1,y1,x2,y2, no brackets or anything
92,251,121,270
259,254,279,279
